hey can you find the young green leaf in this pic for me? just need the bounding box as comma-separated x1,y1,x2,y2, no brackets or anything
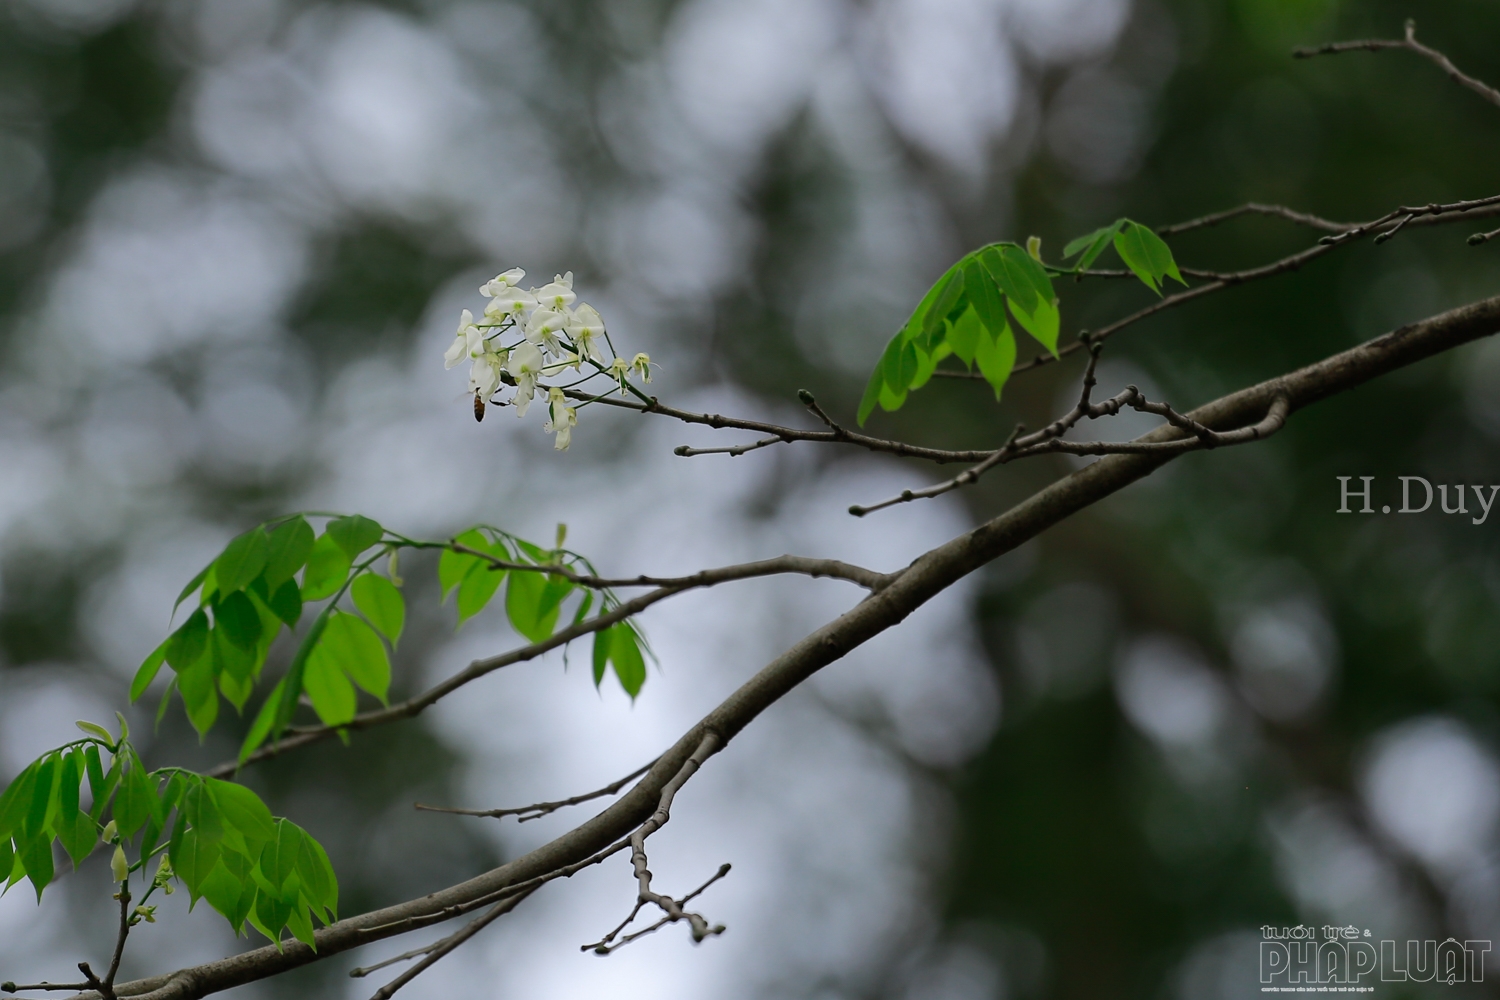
973,320,1018,401
177,655,221,737
74,720,116,749
113,756,155,838
438,529,490,600
610,624,648,698
18,830,53,900
325,515,383,560
0,761,38,842
215,528,270,596
130,641,168,703
172,827,222,904
23,753,59,840
166,610,210,674
300,534,352,602
295,832,337,921
267,579,302,629
592,627,612,688
351,574,404,646
1063,220,1125,271
174,562,214,614
206,779,275,857
858,334,905,426
199,855,255,933
1113,220,1185,295
318,611,391,704
301,644,357,727
215,591,263,652
54,752,93,866
506,570,562,644
262,517,315,591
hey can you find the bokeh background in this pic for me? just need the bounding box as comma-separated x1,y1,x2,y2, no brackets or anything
1,0,1499,997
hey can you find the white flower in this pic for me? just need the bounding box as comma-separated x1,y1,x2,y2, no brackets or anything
630,352,653,383
480,268,525,297
535,271,576,311
607,356,631,394
506,341,546,417
470,347,505,398
484,283,537,322
525,307,568,356
567,302,609,366
444,310,483,369
543,387,577,451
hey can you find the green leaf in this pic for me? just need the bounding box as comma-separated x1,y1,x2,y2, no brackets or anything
130,641,168,703
177,654,221,737
325,515,383,560
982,245,1058,355
259,820,302,893
199,856,255,933
218,667,254,714
858,334,905,426
1113,220,1185,295
215,591,263,651
944,308,982,367
207,779,275,857
506,571,561,644
267,579,302,629
17,830,52,901
352,574,404,646
302,643,357,727
23,753,59,840
55,752,93,866
300,534,352,602
166,609,210,674
918,267,964,345
964,258,1008,339
174,561,213,614
263,517,315,591
74,720,116,749
611,625,647,699
319,612,390,705
215,528,270,596
182,778,224,842
974,321,1018,402
592,627,611,687
87,752,117,824
294,834,337,922
0,763,39,843
172,827,222,904
113,756,155,838
140,773,183,862
439,530,489,601
1063,220,1124,270
83,745,105,809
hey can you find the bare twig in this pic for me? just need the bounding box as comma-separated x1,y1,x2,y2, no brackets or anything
1155,202,1349,236
363,889,537,1000
348,945,440,980
414,759,657,823
673,437,781,458
443,546,888,592
1295,19,1500,110
583,735,728,956
0,983,91,993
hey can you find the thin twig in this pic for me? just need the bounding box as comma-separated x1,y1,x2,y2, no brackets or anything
365,888,538,1000
1155,202,1349,236
583,735,728,956
673,437,781,457
1295,19,1500,110
414,759,657,823
0,984,92,993
348,944,440,979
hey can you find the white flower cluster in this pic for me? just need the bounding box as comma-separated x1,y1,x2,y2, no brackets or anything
444,268,652,450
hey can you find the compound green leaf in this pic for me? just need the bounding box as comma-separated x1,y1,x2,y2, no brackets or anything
858,334,905,426
1113,220,1185,294
207,778,275,857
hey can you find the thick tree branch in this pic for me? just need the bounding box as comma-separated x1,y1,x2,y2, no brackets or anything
97,294,1500,1000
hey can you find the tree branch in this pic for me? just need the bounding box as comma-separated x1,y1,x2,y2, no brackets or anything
1295,19,1500,110
413,759,657,823
99,294,1500,1000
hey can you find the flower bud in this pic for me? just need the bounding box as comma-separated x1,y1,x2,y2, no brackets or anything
101,820,118,843
111,845,129,883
